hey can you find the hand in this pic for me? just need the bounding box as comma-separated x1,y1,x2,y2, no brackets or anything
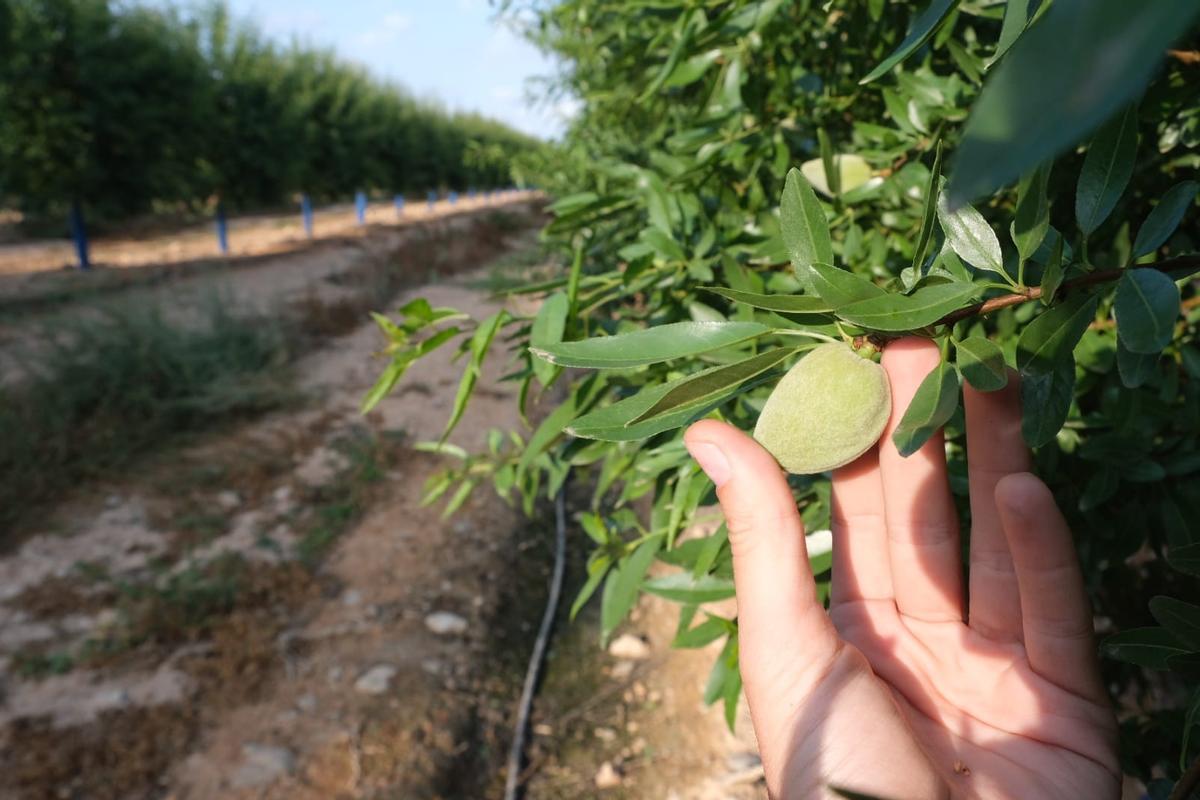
683,338,1119,800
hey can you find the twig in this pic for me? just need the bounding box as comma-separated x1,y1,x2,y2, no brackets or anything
936,255,1200,328
504,484,569,800
1168,49,1200,65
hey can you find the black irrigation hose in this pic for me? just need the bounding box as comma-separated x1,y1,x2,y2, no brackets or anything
504,483,568,800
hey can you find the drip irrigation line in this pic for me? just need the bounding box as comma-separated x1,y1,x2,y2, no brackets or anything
504,482,568,800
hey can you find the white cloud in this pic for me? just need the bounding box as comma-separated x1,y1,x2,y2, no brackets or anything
355,12,413,49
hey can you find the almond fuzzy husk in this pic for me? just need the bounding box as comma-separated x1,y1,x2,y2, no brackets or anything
753,342,892,474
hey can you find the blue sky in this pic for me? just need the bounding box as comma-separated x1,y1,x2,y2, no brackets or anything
216,0,572,139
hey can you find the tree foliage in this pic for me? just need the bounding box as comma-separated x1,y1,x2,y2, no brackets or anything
0,0,541,224
371,0,1200,788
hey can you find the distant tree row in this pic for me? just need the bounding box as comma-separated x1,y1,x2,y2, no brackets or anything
0,0,542,227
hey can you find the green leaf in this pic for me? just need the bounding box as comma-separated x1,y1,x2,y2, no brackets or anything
780,167,834,285
1116,339,1158,389
1182,687,1200,772
911,142,944,271
1149,596,1200,650
673,614,733,648
600,535,664,640
955,336,1009,391
859,0,960,84
809,262,886,308
443,312,507,439
948,0,1200,203
570,555,612,620
703,287,832,315
1114,269,1180,354
517,392,581,477
1133,180,1199,258
530,292,568,387
836,282,981,332
1075,105,1139,237
664,49,723,88
628,347,799,425
1011,163,1051,263
1102,626,1191,669
642,572,736,603
937,192,1005,275
1020,356,1075,447
1169,543,1200,577
817,128,839,199
566,381,732,442
532,321,770,369
892,360,960,457
1015,292,1099,374
1040,235,1065,305
988,0,1033,66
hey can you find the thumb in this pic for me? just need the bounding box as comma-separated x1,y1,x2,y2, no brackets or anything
683,420,839,690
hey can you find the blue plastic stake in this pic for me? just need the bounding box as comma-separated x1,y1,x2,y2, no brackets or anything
449,191,458,206
355,190,367,225
427,190,436,211
301,194,314,238
215,203,229,255
394,195,405,216
69,202,90,271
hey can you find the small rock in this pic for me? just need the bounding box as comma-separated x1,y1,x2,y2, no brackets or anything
424,611,468,636
354,664,398,695
593,726,617,742
625,721,639,734
726,751,762,772
215,490,241,511
327,666,343,683
106,494,122,509
594,761,622,790
533,723,553,736
342,590,363,607
296,693,318,713
610,661,635,681
231,743,294,789
608,633,650,661
273,485,296,514
421,659,442,676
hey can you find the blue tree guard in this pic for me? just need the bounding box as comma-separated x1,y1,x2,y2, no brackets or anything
355,190,367,225
449,191,458,206
301,194,314,238
69,202,90,271
427,190,436,211
394,195,405,216
215,203,229,255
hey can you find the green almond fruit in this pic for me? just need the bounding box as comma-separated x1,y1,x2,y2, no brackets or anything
753,342,892,474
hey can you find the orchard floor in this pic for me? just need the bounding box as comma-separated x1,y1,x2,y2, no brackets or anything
0,201,767,799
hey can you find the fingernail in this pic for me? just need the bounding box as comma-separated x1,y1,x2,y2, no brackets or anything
685,440,731,488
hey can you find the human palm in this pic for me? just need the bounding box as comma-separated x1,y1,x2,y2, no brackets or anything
684,339,1119,800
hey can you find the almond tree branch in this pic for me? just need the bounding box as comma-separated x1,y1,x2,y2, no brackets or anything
936,254,1200,328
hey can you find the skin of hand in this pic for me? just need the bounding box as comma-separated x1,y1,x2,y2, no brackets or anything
682,338,1120,800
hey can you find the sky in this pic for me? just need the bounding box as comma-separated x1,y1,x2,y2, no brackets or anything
217,0,572,139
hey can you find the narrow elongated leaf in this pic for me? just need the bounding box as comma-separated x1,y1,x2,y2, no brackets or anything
1114,269,1180,354
937,192,1005,275
643,572,736,603
629,347,798,425
672,615,732,649
1011,163,1051,262
444,312,507,439
956,336,1008,391
949,0,1200,203
1169,543,1200,577
1149,596,1200,650
1075,105,1139,237
780,168,834,284
837,282,981,332
703,287,832,314
600,535,664,641
911,142,944,271
892,360,960,457
530,292,568,387
1020,356,1075,447
570,555,611,620
1040,235,1065,305
988,0,1033,66
1102,627,1191,669
1133,180,1199,257
809,262,886,308
1016,292,1099,374
860,0,960,84
1116,340,1158,388
532,321,769,368
1182,687,1200,772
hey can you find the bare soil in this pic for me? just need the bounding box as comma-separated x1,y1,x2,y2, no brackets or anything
0,201,767,799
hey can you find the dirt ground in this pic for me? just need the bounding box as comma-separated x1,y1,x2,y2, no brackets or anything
0,202,768,799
